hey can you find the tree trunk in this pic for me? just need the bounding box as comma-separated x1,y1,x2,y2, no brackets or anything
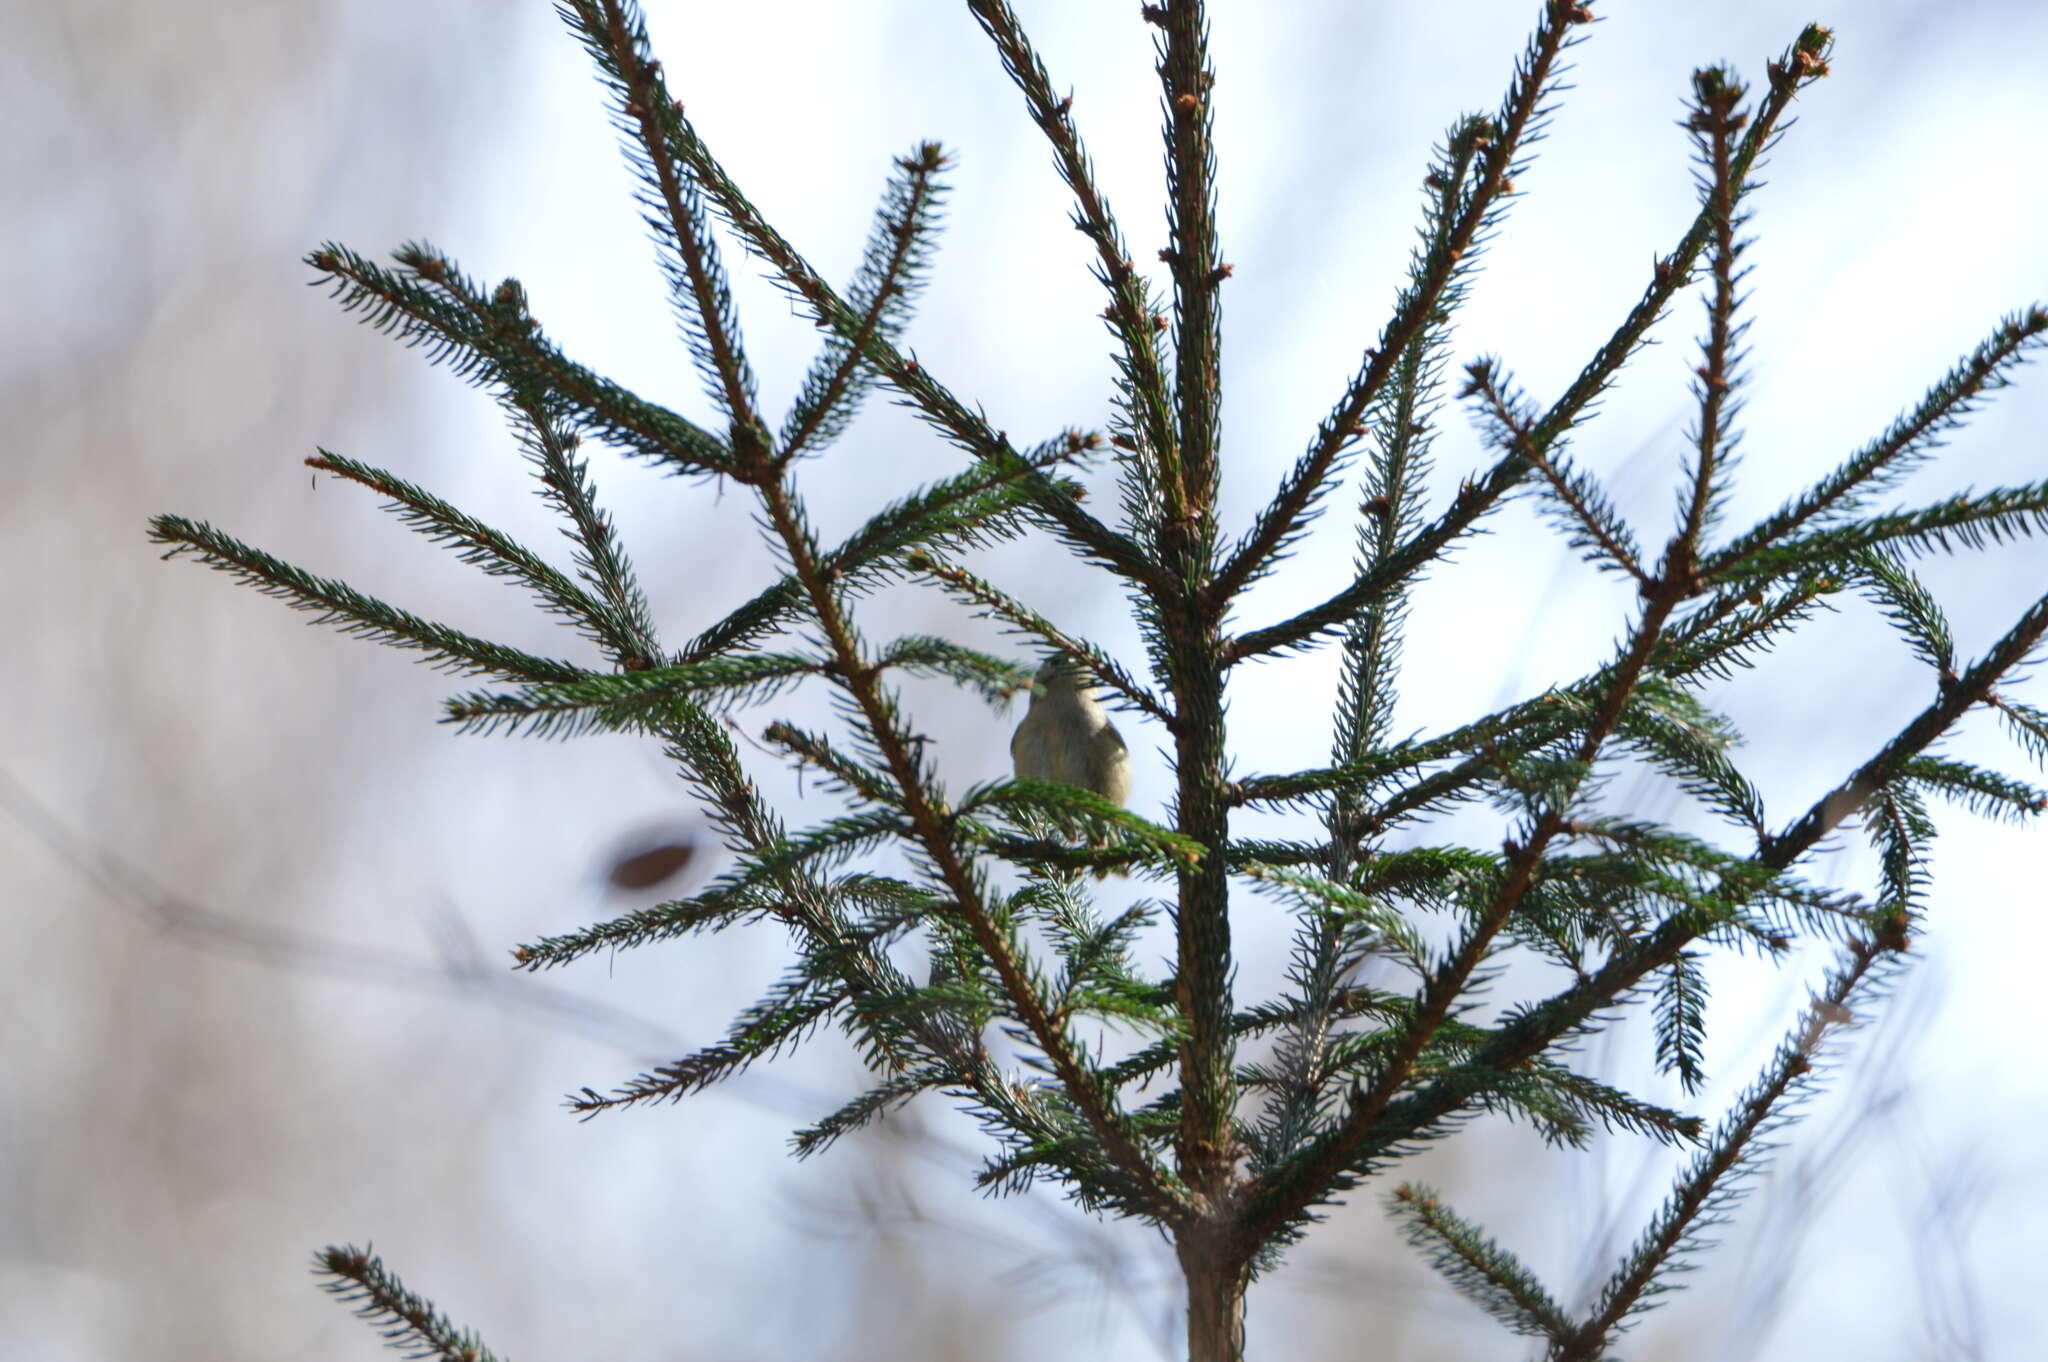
1178,1229,1250,1362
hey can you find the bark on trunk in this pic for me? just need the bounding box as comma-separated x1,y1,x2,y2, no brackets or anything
1178,1231,1250,1362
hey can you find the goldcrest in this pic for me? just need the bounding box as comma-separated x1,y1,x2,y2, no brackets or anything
1010,656,1131,806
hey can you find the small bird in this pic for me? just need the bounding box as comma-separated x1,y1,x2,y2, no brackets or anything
1010,655,1131,806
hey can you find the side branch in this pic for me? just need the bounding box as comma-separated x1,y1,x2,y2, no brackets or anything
581,0,763,438
1247,537,1722,1239
1210,0,1588,608
634,103,1172,593
310,244,733,474
1227,25,1831,663
1465,359,1648,583
1251,583,2048,1239
966,0,1181,497
909,554,1178,727
1709,305,2048,575
780,143,947,462
315,1246,508,1362
1555,928,1901,1358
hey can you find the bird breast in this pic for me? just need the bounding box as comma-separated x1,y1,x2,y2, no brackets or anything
1012,691,1131,805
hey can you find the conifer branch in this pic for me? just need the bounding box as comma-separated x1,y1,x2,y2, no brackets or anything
618,95,1171,592
308,243,733,474
1554,928,1903,1358
1710,305,2048,575
148,515,584,683
1706,478,2048,584
907,554,1176,724
1652,948,1711,1093
512,395,662,666
1390,1184,1575,1341
562,0,764,444
875,634,1036,707
1227,24,1832,663
761,721,901,806
1212,0,1589,609
1463,358,1648,582
567,974,848,1119
1267,586,2048,1238
955,780,1205,866
314,1245,509,1362
444,655,831,738
303,451,626,657
1988,691,2048,768
1671,64,1751,577
965,0,1180,499
791,1062,967,1158
678,434,1092,663
1851,547,1955,673
1318,114,1475,878
781,142,950,461
1899,756,2048,822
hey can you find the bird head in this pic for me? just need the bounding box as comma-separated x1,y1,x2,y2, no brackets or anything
1033,654,1101,700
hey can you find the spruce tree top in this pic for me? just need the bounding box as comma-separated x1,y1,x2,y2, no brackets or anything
153,4,2048,1359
